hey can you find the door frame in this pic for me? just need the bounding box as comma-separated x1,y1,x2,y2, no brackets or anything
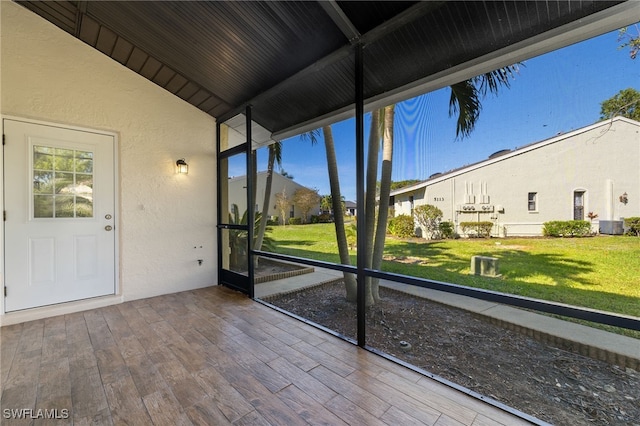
573,189,587,221
216,108,254,297
1,115,121,318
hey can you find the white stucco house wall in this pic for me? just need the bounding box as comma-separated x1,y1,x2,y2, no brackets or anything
391,117,640,237
0,2,217,325
227,171,320,223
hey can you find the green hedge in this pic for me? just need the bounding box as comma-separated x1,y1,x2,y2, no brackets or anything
310,213,333,224
288,217,302,225
388,214,415,238
438,221,456,239
542,220,591,237
624,217,640,236
459,221,493,238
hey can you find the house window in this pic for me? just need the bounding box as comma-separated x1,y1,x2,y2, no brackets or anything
528,192,537,211
409,196,414,214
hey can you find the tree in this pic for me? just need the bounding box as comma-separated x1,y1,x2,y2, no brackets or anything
360,67,518,306
254,142,281,261
363,106,395,305
320,194,333,213
321,126,358,301
390,179,422,191
292,187,320,224
414,204,444,239
274,188,290,226
281,169,294,179
301,128,357,300
311,65,518,306
599,88,640,121
618,24,640,60
449,67,519,139
320,194,345,215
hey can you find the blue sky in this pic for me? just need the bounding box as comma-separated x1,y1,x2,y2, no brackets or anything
252,26,639,201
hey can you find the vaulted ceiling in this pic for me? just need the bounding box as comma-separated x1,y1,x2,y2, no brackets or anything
16,1,630,137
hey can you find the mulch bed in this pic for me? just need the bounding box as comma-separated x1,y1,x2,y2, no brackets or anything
267,281,640,425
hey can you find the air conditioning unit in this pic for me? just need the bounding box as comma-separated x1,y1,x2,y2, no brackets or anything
480,205,494,212
599,220,623,235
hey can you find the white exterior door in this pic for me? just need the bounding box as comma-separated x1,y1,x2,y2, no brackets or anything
3,119,116,312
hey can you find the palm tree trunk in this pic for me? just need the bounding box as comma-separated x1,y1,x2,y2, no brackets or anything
254,144,277,261
371,105,395,304
365,110,381,266
364,110,381,306
322,126,357,302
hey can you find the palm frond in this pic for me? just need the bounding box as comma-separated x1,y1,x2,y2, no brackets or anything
271,141,282,169
299,129,322,146
450,63,520,139
449,80,481,139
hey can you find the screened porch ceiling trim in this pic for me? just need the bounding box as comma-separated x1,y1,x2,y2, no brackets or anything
16,1,637,144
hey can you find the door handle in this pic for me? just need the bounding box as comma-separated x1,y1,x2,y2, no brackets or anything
105,225,113,231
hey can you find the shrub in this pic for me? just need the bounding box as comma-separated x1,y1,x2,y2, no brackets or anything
413,204,443,239
438,221,456,239
460,221,493,238
388,214,415,238
311,213,333,224
345,224,357,250
624,217,640,236
288,217,302,225
542,220,591,237
318,213,333,223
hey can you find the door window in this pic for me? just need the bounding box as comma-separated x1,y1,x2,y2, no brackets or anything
33,145,94,218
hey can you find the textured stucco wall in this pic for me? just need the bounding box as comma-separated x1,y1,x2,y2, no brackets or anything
228,172,321,221
394,119,640,237
0,1,217,314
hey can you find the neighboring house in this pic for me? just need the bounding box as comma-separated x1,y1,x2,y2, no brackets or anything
391,117,640,237
227,171,320,223
345,201,357,216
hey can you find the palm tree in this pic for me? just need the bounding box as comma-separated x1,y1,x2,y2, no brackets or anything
360,66,519,306
365,104,394,305
449,67,519,139
306,65,519,306
254,142,281,258
303,128,358,301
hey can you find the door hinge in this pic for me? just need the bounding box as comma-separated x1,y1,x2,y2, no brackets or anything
3,211,5,221
4,287,6,297
2,134,5,145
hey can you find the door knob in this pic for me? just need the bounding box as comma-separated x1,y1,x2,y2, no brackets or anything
105,225,113,231
105,214,112,220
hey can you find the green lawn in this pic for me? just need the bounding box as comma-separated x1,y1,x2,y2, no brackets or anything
267,223,640,319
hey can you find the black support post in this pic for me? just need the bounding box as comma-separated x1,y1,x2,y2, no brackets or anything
246,106,255,299
355,44,366,347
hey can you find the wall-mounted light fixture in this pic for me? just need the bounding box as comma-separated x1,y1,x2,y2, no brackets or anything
619,192,628,205
176,158,189,174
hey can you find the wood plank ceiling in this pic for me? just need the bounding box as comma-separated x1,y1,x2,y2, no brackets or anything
15,1,625,136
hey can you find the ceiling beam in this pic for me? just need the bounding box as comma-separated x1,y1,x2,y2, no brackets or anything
217,1,443,125
318,0,361,43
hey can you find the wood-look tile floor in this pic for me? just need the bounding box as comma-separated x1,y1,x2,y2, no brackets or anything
1,286,532,425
